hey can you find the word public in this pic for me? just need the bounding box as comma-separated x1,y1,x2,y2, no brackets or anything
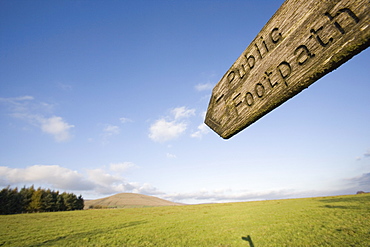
205,0,370,139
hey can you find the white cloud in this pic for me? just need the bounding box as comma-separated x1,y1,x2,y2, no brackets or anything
191,123,210,139
149,119,186,142
0,165,93,190
87,169,122,186
101,124,121,144
161,188,347,204
171,106,195,120
166,153,177,159
103,125,120,135
110,162,136,173
57,82,72,91
119,117,133,123
40,116,74,142
195,83,213,92
0,96,35,116
82,168,161,195
0,164,162,197
0,96,74,142
149,106,196,143
15,114,74,142
0,96,35,104
132,183,162,195
161,189,295,204
85,167,158,195
1,164,366,203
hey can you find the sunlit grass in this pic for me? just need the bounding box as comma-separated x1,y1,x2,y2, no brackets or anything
1,194,369,246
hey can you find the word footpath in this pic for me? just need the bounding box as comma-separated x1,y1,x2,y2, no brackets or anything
205,0,370,139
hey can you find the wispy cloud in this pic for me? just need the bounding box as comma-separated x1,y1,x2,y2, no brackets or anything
109,162,137,173
101,124,120,144
195,82,213,92
163,189,299,204
171,106,195,120
190,111,209,139
100,117,133,144
346,172,370,188
166,153,177,159
162,186,361,204
57,82,72,91
0,95,34,103
356,149,370,161
103,125,120,135
191,123,209,139
119,117,133,124
0,96,74,142
0,96,37,115
149,106,195,143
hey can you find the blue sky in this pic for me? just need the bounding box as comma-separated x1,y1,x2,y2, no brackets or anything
1,0,369,204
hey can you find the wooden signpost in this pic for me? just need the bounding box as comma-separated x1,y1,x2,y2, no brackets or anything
205,0,370,139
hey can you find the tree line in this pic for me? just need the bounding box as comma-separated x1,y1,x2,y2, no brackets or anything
0,185,84,215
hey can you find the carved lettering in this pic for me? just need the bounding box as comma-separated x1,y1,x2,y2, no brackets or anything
310,26,333,47
261,37,269,53
205,1,369,139
216,94,224,103
245,92,254,106
325,8,360,34
245,54,255,70
227,71,235,83
254,35,272,59
277,61,291,86
264,70,278,88
254,43,263,59
270,27,282,43
233,93,242,107
255,83,265,98
294,45,315,65
237,64,247,79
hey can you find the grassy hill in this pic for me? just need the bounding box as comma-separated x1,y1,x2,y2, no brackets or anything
84,193,182,209
1,193,369,246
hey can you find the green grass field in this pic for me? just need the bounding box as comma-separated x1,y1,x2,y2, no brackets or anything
1,194,369,246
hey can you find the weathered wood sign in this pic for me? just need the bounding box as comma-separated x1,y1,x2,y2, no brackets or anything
205,0,370,139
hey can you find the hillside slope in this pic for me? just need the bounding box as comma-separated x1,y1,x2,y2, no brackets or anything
84,193,181,209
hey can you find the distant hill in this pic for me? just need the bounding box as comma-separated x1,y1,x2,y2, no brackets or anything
84,193,182,209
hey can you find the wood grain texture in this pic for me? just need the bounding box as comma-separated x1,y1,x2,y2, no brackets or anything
205,0,370,139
